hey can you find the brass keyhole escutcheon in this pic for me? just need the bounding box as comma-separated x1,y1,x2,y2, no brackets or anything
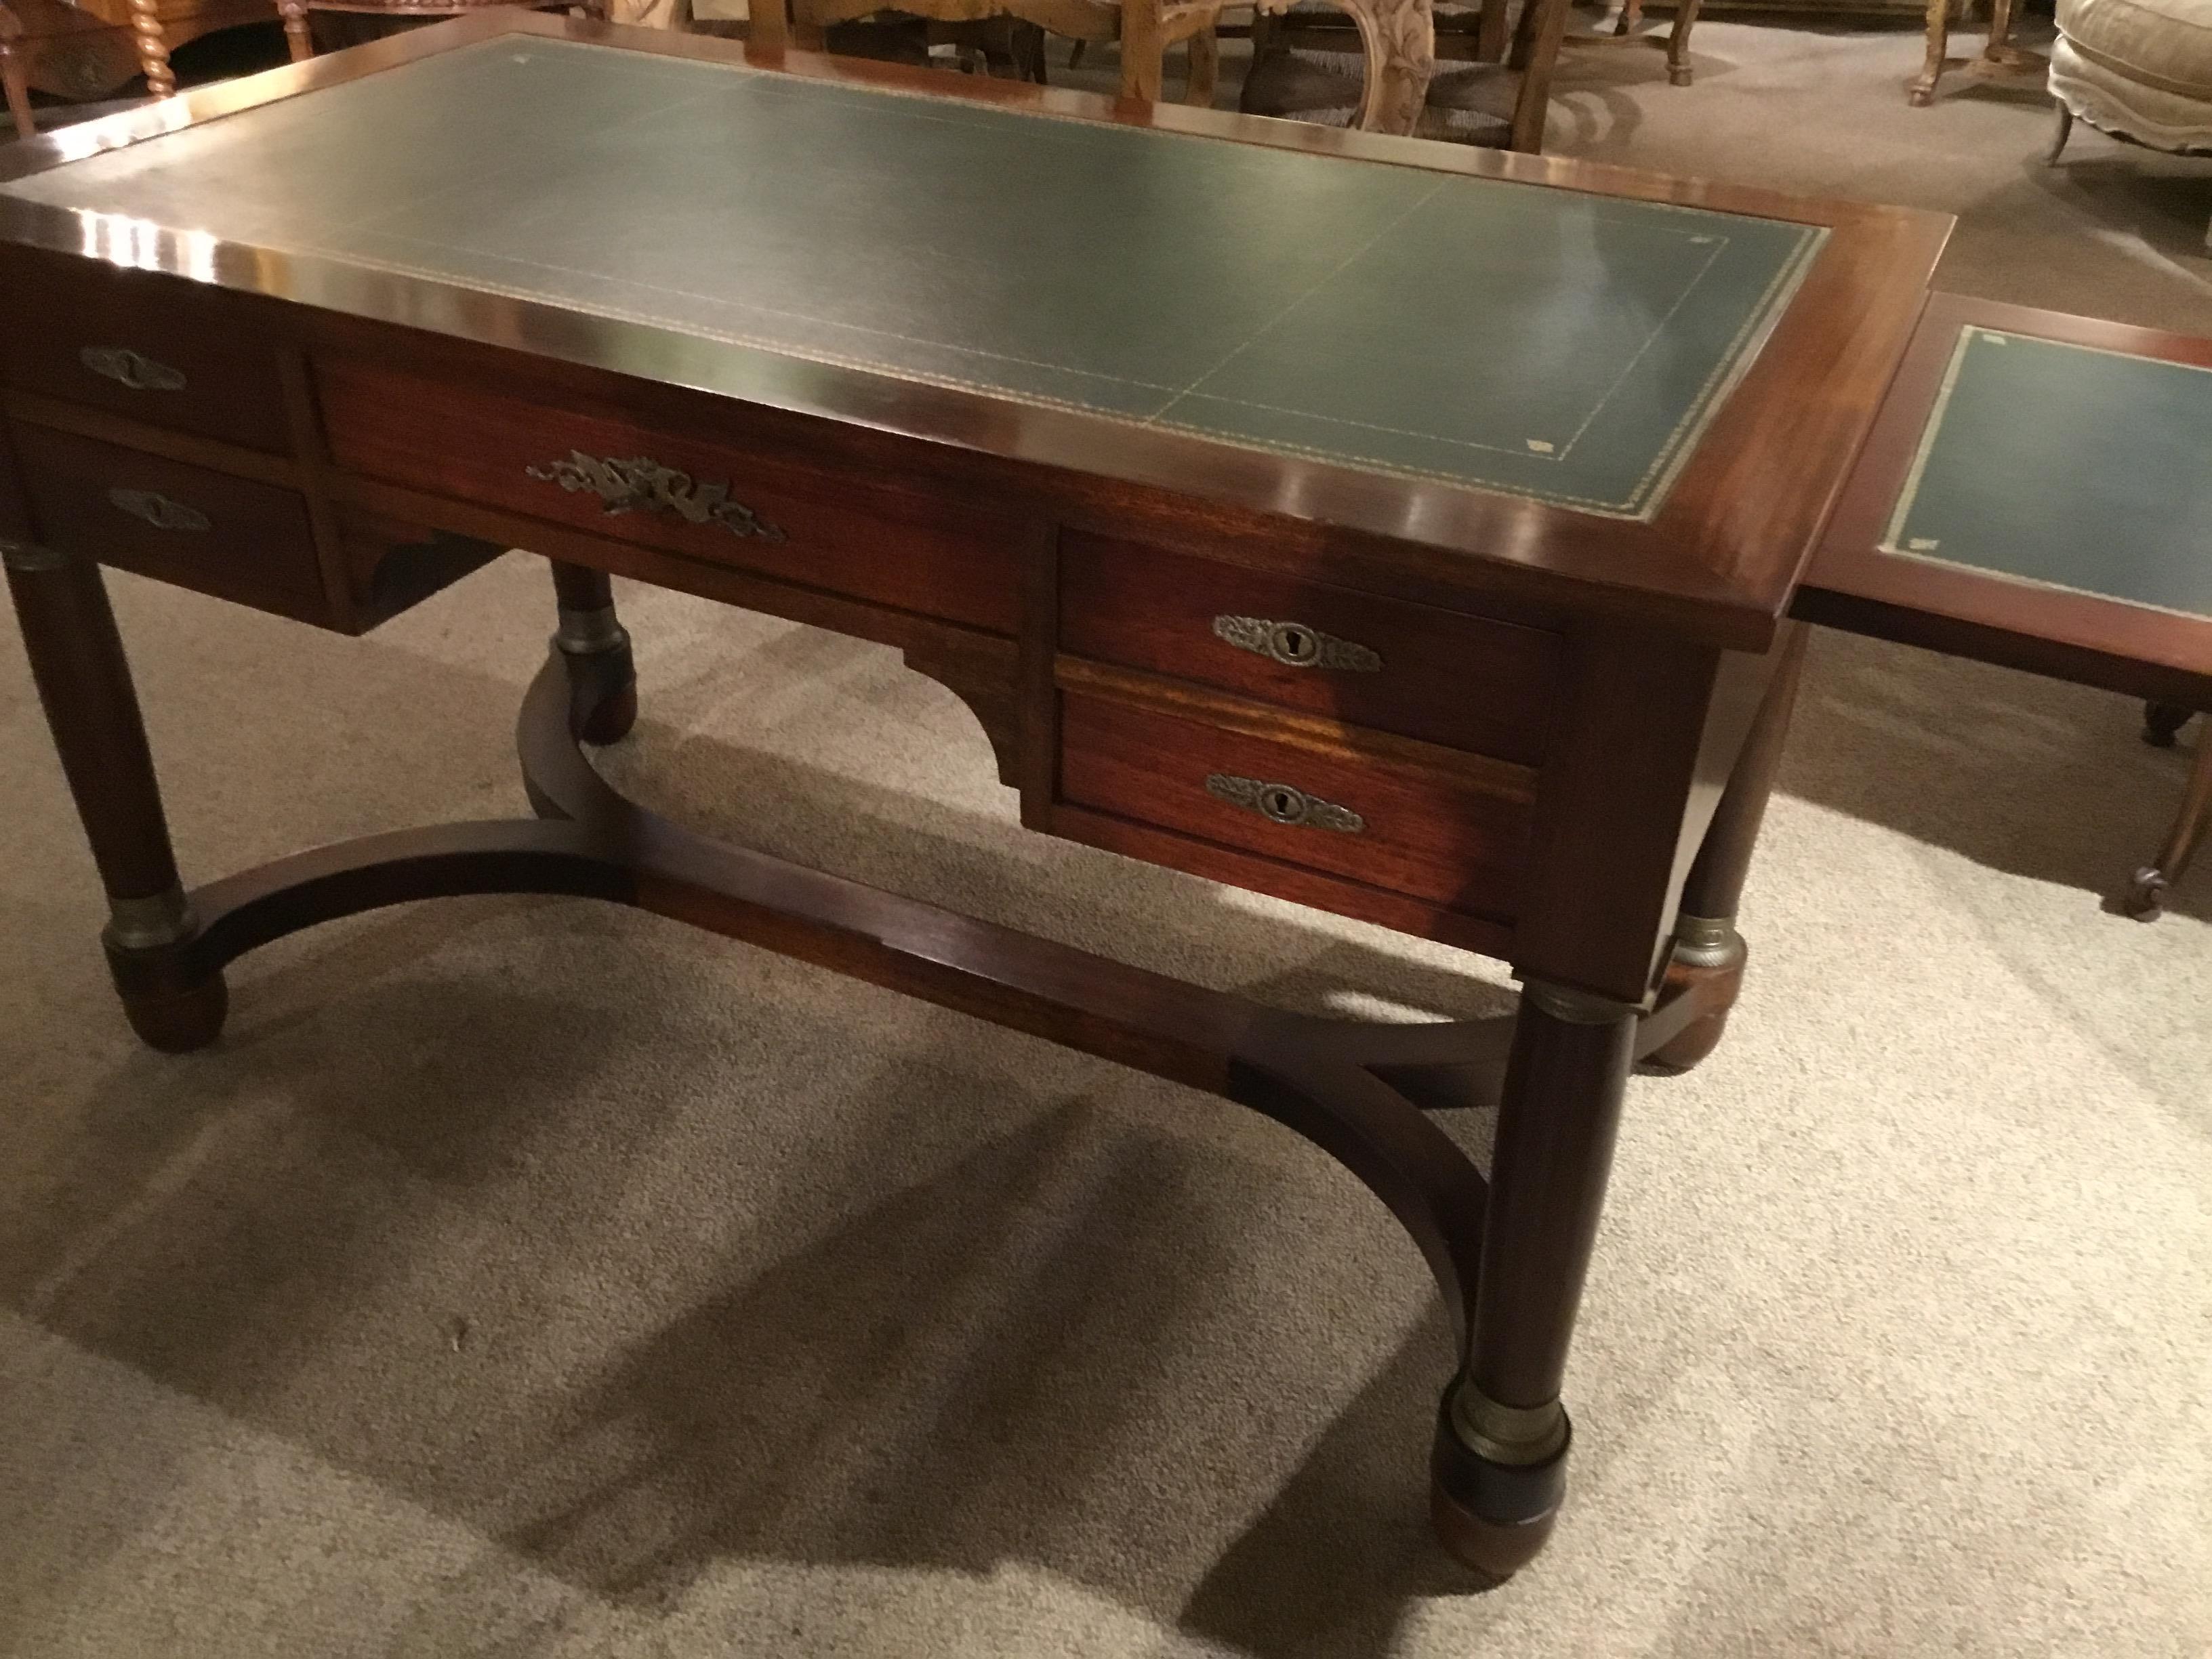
1269,621,1320,666
1211,615,1382,674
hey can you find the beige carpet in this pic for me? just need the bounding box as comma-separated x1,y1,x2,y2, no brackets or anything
4,20,2211,1658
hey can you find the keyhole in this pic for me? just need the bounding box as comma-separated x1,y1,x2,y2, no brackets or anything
1269,622,1320,666
1261,785,1306,824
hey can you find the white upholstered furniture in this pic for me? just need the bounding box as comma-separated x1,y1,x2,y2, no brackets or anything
2047,0,2212,247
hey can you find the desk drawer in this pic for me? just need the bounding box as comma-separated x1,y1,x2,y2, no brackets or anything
1059,535,1561,766
9,422,328,616
1058,689,1531,916
315,359,1025,634
0,253,291,453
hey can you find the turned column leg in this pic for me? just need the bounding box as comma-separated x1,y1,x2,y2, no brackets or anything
1909,0,1947,104
124,0,176,99
550,560,638,745
277,0,313,63
1,3,35,142
1431,981,1637,1580
4,541,226,1050
1641,622,1808,1076
1664,0,1702,85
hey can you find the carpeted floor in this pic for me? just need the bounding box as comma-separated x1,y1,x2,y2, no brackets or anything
3,18,2210,1658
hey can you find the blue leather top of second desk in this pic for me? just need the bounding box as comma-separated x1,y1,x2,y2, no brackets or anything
3,37,1829,520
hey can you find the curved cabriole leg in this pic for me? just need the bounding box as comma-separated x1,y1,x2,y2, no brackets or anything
3,542,228,1050
2046,100,2074,165
1431,981,1636,1580
550,560,638,747
2125,729,2212,920
1643,622,1808,1076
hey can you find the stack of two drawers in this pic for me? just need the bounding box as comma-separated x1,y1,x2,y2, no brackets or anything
1050,536,1560,945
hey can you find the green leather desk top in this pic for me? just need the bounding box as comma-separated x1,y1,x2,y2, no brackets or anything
1882,327,2212,620
1,37,1826,522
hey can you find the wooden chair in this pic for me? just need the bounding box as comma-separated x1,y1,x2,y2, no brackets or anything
753,0,1229,106
1,0,274,135
1241,0,1570,146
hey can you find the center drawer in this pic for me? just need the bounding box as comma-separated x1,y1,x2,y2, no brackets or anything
314,357,1025,634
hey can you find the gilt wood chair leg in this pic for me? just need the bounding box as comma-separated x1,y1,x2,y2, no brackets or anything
125,0,176,98
1910,0,1947,104
1,2,34,140
1185,24,1220,104
279,0,314,62
1665,0,1702,85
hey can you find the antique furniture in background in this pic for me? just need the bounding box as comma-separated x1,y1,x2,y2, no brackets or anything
1911,0,2041,104
1240,0,1570,145
0,0,272,136
752,0,1227,102
1,13,1949,1580
1605,0,1701,87
2,4,28,136
1799,293,2212,920
2047,0,2212,250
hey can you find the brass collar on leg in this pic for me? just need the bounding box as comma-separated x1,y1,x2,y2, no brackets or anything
0,539,68,574
554,604,630,657
1450,1379,1570,1467
1520,979,1642,1025
103,884,198,952
1670,912,1744,970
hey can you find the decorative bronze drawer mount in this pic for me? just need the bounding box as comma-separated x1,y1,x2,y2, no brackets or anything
526,451,787,543
80,346,189,393
107,487,211,533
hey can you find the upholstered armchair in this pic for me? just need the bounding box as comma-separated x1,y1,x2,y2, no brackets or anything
2047,0,2212,249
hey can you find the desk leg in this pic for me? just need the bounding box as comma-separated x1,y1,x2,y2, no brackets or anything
3,541,227,1050
549,561,638,747
1643,621,1807,1075
1432,981,1635,1580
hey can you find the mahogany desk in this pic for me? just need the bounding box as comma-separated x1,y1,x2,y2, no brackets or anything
0,16,1948,1578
